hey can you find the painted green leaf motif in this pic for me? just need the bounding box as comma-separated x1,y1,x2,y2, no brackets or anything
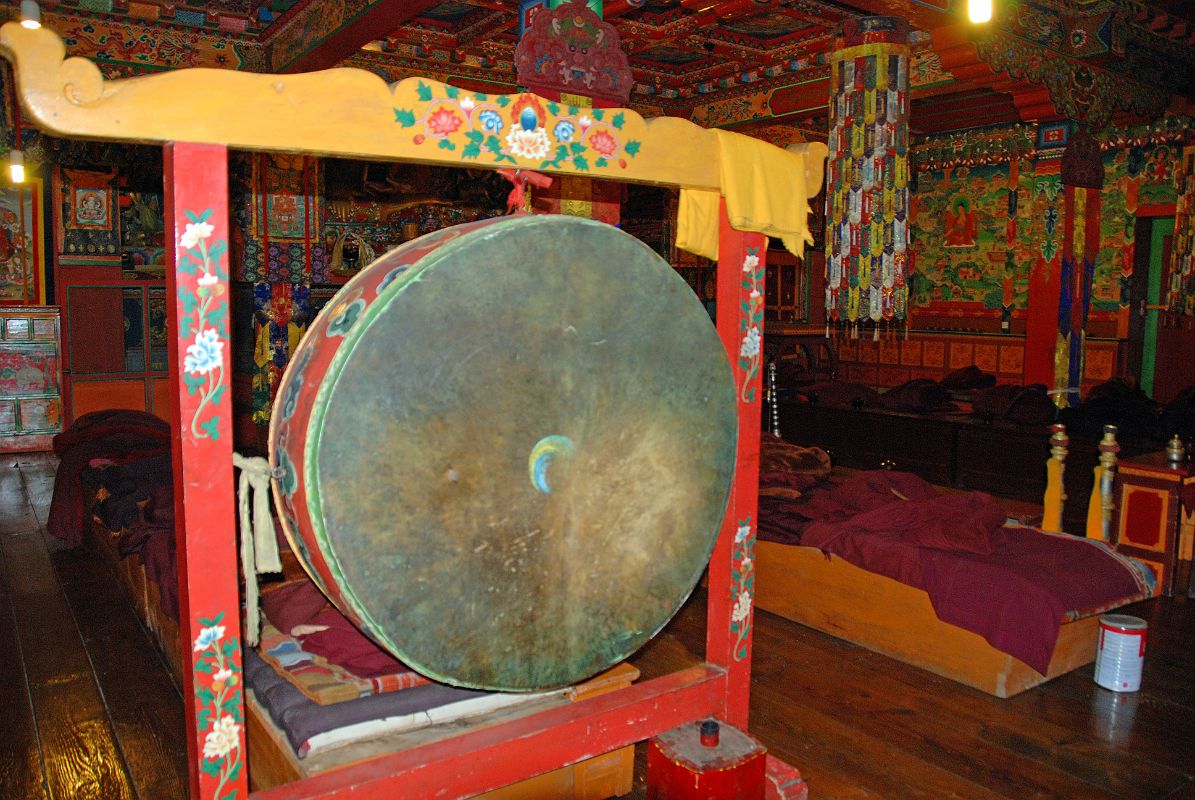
178,287,197,314
484,135,503,155
219,790,238,800
547,102,560,116
184,208,213,224
222,641,237,657
177,259,200,276
568,105,578,116
207,240,228,260
227,762,243,782
595,157,608,168
496,96,511,107
206,304,229,335
394,108,417,127
463,143,481,159
197,709,211,729
445,85,460,98
593,109,605,121
212,612,225,623
474,93,488,101
210,385,227,406
200,760,221,778
569,142,585,156
612,112,625,129
416,81,433,101
573,154,590,172
438,139,456,151
465,130,484,143
196,687,215,705
625,140,641,157
183,372,206,395
200,417,221,440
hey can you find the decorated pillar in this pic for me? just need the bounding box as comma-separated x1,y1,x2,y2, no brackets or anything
825,16,910,333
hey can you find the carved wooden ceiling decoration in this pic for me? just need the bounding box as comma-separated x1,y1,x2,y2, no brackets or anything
12,0,1195,139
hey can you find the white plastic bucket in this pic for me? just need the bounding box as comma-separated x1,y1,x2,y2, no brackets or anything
1093,614,1147,693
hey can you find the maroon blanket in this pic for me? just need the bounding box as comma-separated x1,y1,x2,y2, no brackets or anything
48,410,171,544
788,472,1153,674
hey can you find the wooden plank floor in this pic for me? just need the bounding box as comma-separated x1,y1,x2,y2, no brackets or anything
3,453,1193,799
0,454,186,800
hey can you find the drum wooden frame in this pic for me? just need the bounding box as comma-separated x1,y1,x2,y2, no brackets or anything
0,23,825,800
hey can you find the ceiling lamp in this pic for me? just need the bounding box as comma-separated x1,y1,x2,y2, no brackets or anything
9,150,25,184
968,0,992,24
19,0,41,29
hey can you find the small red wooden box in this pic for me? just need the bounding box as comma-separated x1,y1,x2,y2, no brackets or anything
646,719,766,800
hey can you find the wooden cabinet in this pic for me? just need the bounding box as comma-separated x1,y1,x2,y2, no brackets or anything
0,306,63,452
1113,453,1194,596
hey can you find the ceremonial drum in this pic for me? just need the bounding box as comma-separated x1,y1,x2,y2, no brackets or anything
270,214,737,691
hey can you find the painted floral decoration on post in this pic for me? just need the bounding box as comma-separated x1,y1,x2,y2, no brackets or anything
729,517,756,662
739,247,764,403
178,208,229,441
193,612,244,800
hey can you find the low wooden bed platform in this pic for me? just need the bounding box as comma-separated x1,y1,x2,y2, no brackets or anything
753,539,1123,699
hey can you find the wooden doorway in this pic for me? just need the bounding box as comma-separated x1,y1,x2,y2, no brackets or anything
1128,215,1195,403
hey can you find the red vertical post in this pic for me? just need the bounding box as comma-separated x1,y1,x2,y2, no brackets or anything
164,142,246,800
707,199,767,728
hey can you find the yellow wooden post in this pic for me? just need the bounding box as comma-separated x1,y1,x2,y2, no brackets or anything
1086,424,1120,541
1043,423,1069,533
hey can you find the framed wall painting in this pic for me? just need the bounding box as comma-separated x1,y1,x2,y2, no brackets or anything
0,176,47,306
52,166,121,266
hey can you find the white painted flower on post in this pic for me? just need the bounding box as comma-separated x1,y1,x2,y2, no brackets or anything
185,329,224,375
740,325,761,359
202,716,241,760
181,220,214,249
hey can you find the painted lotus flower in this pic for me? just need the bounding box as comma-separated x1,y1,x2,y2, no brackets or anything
428,106,463,136
193,624,225,653
739,325,761,358
478,109,504,133
202,715,241,760
505,126,552,161
180,221,214,249
197,272,218,287
735,523,751,543
588,128,618,157
742,253,760,272
553,120,576,143
459,96,476,112
184,329,224,375
731,590,752,623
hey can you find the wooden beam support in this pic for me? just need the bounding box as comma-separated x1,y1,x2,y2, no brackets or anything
275,0,442,73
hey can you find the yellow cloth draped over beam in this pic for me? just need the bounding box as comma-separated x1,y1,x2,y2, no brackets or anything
676,130,826,261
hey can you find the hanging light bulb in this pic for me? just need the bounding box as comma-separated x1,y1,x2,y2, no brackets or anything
9,150,25,184
968,0,993,23
19,0,41,29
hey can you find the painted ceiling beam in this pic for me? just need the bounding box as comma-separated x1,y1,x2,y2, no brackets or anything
275,0,443,73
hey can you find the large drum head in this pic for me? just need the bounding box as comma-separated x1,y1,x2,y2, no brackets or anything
271,214,736,690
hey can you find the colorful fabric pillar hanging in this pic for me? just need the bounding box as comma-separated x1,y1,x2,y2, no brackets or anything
1169,145,1195,317
824,16,910,337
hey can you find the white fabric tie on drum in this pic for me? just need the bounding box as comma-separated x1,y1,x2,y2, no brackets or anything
233,452,283,646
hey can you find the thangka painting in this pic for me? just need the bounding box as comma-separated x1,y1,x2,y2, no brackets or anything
54,167,121,264
0,178,46,306
911,163,1025,311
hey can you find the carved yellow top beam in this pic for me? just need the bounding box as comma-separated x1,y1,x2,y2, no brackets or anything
0,23,822,198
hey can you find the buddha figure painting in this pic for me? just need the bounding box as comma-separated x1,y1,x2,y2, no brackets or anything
943,196,977,248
